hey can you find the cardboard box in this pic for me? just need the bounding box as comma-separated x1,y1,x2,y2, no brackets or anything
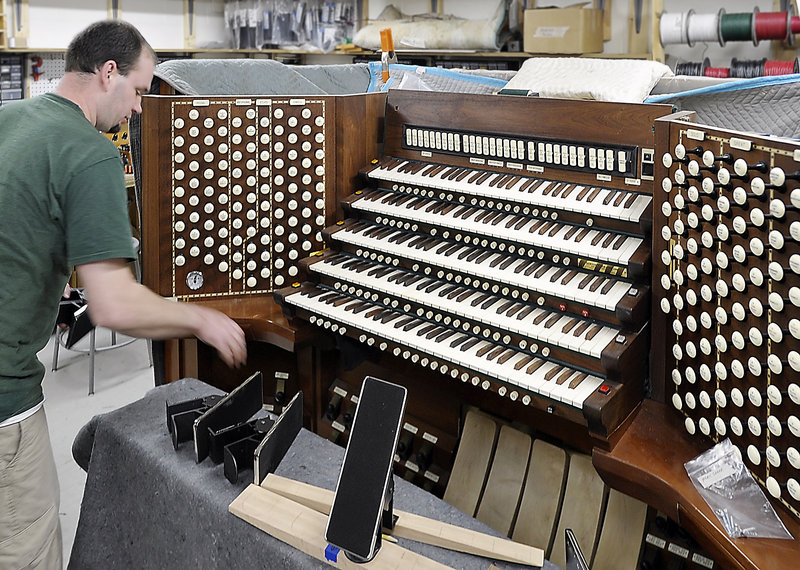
524,7,603,54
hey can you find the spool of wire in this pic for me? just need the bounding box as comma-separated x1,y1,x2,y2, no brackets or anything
753,9,793,45
675,58,710,76
730,58,767,78
719,11,754,46
686,10,723,46
763,58,799,76
660,10,693,45
704,66,731,78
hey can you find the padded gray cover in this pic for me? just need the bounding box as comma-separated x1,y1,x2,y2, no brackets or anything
154,58,371,96
654,81,800,139
69,378,558,569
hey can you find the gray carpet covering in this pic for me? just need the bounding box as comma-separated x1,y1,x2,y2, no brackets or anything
69,378,558,569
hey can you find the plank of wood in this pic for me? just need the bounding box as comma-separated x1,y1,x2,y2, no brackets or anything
443,410,498,516
262,474,544,567
512,439,568,556
475,425,532,535
229,484,450,569
549,452,608,569
591,489,647,570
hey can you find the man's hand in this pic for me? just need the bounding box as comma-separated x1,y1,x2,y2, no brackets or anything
191,305,247,368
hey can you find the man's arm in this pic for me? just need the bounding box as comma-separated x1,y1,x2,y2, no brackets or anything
77,259,247,368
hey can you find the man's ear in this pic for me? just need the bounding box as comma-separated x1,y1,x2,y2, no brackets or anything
99,60,117,86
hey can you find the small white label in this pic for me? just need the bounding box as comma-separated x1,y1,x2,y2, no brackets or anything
534,26,570,38
289,98,306,105
333,386,348,398
697,459,737,488
645,534,666,549
692,553,715,568
192,99,210,107
255,98,271,106
729,137,752,151
527,164,544,173
235,98,254,106
470,157,486,165
625,177,642,186
686,129,706,141
795,149,800,162
507,162,524,170
488,159,503,167
405,461,419,472
350,395,359,404
423,470,440,483
403,422,419,435
331,420,346,432
422,432,438,444
275,371,289,380
596,174,612,182
668,544,690,558
421,151,432,158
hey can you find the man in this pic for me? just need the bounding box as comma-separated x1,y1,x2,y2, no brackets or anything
0,21,247,569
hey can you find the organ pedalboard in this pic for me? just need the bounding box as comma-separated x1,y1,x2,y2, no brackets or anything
276,91,674,446
653,114,800,522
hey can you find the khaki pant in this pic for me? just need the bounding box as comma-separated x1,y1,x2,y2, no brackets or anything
0,407,62,569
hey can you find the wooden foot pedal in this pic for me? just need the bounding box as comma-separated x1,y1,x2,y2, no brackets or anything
549,452,607,569
591,489,647,570
230,484,448,569
475,425,532,536
512,439,568,555
262,474,544,567
325,376,407,562
443,410,498,516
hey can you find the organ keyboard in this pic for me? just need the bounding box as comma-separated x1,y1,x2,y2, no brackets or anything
276,91,672,444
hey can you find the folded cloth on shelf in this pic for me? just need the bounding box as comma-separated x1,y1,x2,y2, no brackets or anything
501,58,674,103
354,1,506,51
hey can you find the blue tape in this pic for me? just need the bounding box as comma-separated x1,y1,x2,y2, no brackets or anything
367,61,381,93
644,73,800,103
324,544,340,562
366,61,509,93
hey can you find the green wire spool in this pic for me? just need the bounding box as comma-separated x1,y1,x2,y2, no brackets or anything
719,12,754,46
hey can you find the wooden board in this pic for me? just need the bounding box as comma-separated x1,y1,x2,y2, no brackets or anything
230,484,449,569
443,410,498,516
591,488,647,570
512,439,568,556
262,474,545,567
475,425,532,535
549,452,608,569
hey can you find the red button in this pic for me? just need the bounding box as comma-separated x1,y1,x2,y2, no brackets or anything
581,309,590,318
559,303,567,311
598,384,611,394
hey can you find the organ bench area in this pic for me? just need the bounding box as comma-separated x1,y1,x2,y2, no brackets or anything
140,91,800,569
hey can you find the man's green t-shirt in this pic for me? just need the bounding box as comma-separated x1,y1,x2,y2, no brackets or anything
0,93,135,421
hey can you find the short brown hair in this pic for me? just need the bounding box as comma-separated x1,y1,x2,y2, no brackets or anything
65,20,156,75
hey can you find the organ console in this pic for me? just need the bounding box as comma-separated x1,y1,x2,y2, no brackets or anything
275,90,670,447
140,87,800,569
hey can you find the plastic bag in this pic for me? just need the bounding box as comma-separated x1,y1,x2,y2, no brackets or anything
685,438,793,539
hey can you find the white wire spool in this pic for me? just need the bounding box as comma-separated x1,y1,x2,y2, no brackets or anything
660,10,692,45
686,10,723,46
